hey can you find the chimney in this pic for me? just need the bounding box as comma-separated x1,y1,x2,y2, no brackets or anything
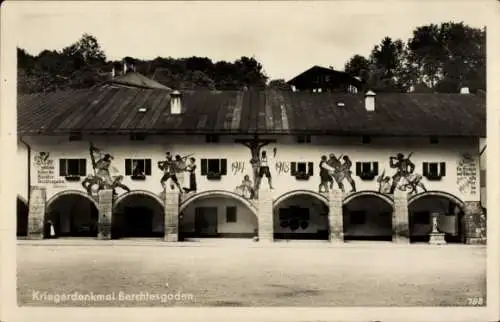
170,90,182,114
460,87,470,94
123,62,128,74
365,90,376,112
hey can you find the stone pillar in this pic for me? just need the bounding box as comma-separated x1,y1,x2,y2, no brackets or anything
392,190,410,243
328,190,344,243
164,191,180,242
257,189,273,242
27,186,46,240
463,201,486,245
97,189,113,240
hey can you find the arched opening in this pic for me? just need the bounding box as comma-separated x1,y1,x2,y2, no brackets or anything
113,192,164,239
180,191,258,239
273,192,329,240
343,192,394,241
45,192,99,238
17,196,29,237
408,192,465,244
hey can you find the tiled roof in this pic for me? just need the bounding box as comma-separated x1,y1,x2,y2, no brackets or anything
17,87,485,136
103,72,171,90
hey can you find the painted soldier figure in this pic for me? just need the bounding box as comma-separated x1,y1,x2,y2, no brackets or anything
88,145,130,195
327,153,356,193
319,155,334,192
389,153,415,194
158,152,183,193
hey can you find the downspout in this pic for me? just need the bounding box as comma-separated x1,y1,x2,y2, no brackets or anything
19,136,31,203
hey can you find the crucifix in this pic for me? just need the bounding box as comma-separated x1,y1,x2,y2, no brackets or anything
235,133,276,198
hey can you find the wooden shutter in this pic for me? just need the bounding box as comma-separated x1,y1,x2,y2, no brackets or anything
422,162,429,177
79,159,87,176
290,162,297,176
372,162,379,176
220,159,227,175
59,159,67,176
356,162,362,176
440,162,446,177
125,159,132,176
307,162,314,176
201,159,208,175
145,159,152,175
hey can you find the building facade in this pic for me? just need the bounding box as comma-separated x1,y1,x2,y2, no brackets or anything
16,76,487,244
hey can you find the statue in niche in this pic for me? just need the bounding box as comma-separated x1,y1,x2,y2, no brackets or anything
325,153,356,193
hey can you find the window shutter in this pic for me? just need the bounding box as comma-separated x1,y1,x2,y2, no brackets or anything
422,162,429,177
59,159,67,176
307,162,314,176
372,162,379,176
356,162,362,176
440,162,446,177
79,159,87,176
145,159,152,175
125,159,132,176
201,159,208,175
220,159,227,175
290,162,297,176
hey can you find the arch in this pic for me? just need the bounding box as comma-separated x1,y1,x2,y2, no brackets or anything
179,190,258,214
343,190,394,208
273,190,328,208
113,190,165,212
46,190,98,211
408,191,465,208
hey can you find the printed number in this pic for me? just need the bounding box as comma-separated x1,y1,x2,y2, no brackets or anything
467,297,484,306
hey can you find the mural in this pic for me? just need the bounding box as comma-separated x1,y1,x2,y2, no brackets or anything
34,152,66,186
158,152,195,194
457,153,477,195
275,161,290,175
318,153,356,193
256,150,274,190
377,153,426,195
234,174,255,199
82,143,130,197
231,161,245,175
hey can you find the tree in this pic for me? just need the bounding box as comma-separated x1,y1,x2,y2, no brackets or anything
268,79,292,91
344,54,370,82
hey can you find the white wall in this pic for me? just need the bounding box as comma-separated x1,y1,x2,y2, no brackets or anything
19,134,481,205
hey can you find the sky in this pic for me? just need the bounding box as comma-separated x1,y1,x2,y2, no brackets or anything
12,0,491,81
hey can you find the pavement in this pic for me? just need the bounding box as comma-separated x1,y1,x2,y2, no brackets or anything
17,238,486,307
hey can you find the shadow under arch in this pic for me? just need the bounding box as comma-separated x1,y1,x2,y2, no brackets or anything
273,190,328,209
343,190,394,208
179,190,258,215
408,191,465,208
46,190,99,211
113,190,165,212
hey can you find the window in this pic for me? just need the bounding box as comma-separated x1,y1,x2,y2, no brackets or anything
69,132,82,141
201,158,227,179
205,134,220,143
349,211,366,225
130,133,147,141
296,135,311,143
423,162,446,180
355,162,379,180
226,206,237,223
125,159,152,180
362,136,371,144
290,161,313,180
59,158,86,179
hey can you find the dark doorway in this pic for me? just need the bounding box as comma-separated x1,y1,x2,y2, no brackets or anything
17,197,29,237
123,206,154,237
343,196,393,241
194,207,218,236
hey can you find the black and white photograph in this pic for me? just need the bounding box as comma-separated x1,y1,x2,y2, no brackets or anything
1,1,499,321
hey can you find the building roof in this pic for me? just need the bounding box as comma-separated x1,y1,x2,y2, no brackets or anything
287,65,365,89
103,72,171,90
17,87,485,137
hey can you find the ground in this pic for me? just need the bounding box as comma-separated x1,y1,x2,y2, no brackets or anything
17,239,486,307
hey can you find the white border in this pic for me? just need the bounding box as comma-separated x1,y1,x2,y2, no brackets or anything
1,1,499,321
